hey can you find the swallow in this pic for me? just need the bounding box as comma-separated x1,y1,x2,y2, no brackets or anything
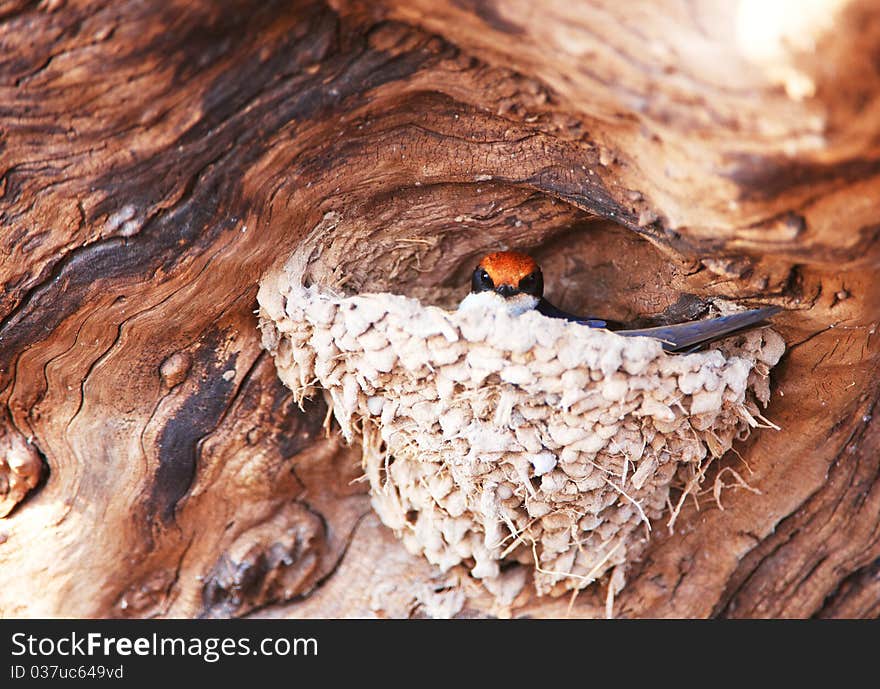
464,250,781,352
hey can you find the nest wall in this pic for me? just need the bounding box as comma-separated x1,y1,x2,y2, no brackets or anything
258,241,785,598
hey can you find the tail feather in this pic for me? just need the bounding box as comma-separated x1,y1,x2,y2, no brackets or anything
616,306,782,352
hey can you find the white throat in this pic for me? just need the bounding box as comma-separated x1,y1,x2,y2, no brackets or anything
458,291,539,317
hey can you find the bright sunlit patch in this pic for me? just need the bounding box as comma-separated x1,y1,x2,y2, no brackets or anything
736,0,849,100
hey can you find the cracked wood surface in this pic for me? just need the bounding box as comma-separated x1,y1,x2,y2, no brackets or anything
1,0,878,618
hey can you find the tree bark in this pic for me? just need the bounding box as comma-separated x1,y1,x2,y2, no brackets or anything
1,0,878,618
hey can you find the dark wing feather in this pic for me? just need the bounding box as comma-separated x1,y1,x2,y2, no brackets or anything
616,306,782,352
536,298,623,329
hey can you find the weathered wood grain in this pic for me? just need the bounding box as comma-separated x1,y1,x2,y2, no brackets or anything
1,0,878,618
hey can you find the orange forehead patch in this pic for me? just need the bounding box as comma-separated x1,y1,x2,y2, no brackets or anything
478,251,539,286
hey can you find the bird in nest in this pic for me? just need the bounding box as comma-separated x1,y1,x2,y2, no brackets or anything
459,250,781,353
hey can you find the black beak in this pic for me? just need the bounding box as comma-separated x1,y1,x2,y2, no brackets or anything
496,284,516,298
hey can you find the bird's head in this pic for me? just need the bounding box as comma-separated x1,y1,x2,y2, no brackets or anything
472,251,544,298
469,251,544,315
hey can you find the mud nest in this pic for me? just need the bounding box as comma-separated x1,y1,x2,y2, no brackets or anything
257,246,785,598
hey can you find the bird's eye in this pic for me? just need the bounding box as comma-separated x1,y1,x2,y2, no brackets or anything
472,268,494,292
518,270,543,296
